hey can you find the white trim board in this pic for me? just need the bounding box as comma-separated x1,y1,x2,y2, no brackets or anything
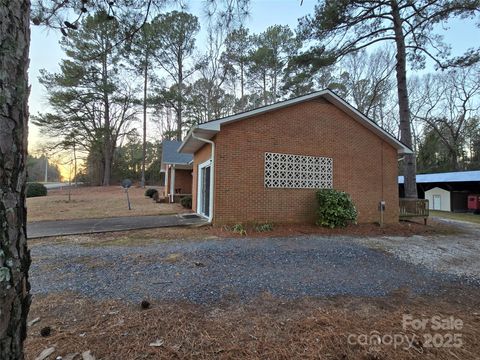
196,159,213,222
178,89,412,155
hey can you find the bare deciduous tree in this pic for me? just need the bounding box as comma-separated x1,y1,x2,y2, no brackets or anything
411,65,480,170
298,0,480,198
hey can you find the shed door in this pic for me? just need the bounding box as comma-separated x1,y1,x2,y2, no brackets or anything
433,195,441,210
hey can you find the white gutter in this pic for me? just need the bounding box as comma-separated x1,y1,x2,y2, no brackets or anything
191,131,215,223
169,164,175,203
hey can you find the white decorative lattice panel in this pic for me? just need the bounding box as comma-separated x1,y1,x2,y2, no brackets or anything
264,152,333,189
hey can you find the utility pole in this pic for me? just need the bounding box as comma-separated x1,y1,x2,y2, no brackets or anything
44,155,48,183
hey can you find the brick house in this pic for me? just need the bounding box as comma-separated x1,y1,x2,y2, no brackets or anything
178,90,412,224
161,140,193,203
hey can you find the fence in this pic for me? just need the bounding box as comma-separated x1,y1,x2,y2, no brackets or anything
399,198,429,225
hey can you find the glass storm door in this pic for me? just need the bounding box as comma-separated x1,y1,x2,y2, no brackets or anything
200,164,211,217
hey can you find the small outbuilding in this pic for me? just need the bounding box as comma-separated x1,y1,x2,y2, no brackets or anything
424,188,470,212
425,187,452,211
399,170,480,212
179,89,411,224
161,140,193,203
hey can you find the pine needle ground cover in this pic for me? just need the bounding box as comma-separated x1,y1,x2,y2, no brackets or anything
26,290,480,360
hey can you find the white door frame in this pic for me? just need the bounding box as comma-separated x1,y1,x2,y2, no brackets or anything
197,159,213,221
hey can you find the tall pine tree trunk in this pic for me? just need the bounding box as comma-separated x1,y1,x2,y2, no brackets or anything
176,54,183,141
103,145,112,186
240,62,245,110
102,47,111,186
0,1,32,359
73,142,78,187
263,73,267,105
141,57,148,188
391,0,417,198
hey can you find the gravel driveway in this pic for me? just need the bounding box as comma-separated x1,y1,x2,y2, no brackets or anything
356,217,480,281
29,235,479,304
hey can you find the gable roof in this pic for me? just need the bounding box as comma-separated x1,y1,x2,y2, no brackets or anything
161,140,193,165
399,170,480,184
178,89,412,155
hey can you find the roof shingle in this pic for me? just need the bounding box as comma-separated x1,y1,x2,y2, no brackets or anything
161,140,193,165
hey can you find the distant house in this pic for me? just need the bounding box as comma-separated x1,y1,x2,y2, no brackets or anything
178,89,411,224
398,170,480,212
160,140,193,202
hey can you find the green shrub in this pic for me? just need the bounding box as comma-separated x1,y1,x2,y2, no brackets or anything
232,223,247,236
26,183,47,198
255,222,273,232
180,195,192,209
145,188,158,198
315,189,357,228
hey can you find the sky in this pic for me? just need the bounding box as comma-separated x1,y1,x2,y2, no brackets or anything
28,0,317,154
28,0,480,156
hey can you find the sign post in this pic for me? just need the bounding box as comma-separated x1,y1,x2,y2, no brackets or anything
122,179,133,210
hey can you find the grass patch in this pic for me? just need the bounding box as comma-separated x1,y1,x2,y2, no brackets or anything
27,186,188,222
431,210,480,225
162,253,183,263
254,222,274,232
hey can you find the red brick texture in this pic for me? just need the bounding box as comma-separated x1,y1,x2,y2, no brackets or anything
174,169,193,194
193,98,400,225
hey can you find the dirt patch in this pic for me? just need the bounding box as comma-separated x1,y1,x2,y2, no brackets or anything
27,186,188,222
28,227,219,247
210,219,462,238
28,219,461,248
25,289,480,360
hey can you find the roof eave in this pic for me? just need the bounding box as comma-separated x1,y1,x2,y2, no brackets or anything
178,128,219,154
399,148,414,155
177,129,193,153
321,91,412,155
178,89,412,155
197,90,330,132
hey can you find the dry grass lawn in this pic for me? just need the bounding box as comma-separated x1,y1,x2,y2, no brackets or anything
25,289,480,360
27,186,188,222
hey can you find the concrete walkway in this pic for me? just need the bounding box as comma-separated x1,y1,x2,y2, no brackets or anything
28,214,207,239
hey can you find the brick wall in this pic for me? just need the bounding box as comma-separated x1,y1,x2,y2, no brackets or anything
194,98,400,225
174,169,192,194
165,166,193,197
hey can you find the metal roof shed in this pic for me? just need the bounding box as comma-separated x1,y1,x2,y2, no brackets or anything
398,170,480,184
398,170,480,211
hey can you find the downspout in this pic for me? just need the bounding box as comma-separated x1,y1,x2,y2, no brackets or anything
170,164,175,203
191,131,215,223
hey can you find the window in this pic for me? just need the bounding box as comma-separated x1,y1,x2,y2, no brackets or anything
264,152,333,189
